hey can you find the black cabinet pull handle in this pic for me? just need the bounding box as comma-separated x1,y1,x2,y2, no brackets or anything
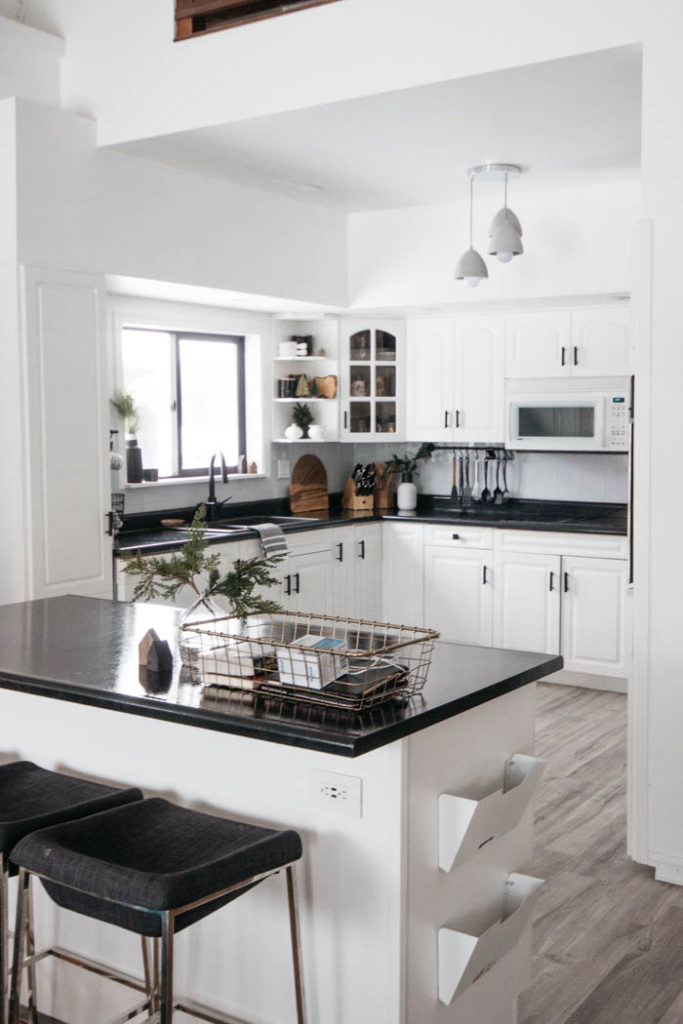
482,565,488,585
549,571,554,592
455,410,461,428
359,540,365,560
294,572,300,594
573,346,579,366
344,411,349,430
561,346,566,366
336,542,344,562
105,512,113,536
444,410,450,429
284,574,291,596
563,572,569,593
452,533,460,540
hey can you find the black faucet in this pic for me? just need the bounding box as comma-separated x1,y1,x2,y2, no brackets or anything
206,451,232,522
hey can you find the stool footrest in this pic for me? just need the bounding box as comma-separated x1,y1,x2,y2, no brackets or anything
27,947,148,995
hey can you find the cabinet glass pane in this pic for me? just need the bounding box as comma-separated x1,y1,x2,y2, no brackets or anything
350,365,372,398
376,330,397,362
376,401,397,434
349,401,372,434
349,330,371,361
375,365,396,398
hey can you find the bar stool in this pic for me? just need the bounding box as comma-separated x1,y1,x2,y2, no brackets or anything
10,796,306,1024
0,760,143,1024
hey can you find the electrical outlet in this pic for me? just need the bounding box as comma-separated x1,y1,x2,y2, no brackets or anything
277,459,291,479
310,768,363,817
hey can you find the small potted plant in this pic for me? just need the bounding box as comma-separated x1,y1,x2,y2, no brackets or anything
110,391,143,483
385,443,435,511
291,401,314,439
122,505,284,660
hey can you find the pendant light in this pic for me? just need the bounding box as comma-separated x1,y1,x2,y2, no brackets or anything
454,172,488,288
488,168,523,263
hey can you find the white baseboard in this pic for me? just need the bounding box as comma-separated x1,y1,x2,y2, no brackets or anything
651,851,683,886
539,668,627,694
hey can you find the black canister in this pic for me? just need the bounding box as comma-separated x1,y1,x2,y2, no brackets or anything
126,438,143,483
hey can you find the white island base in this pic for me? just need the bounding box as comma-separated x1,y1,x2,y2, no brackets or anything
0,682,540,1024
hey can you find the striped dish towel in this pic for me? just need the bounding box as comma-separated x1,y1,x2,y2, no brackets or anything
253,523,288,555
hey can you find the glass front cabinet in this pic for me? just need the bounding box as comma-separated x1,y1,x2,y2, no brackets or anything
340,320,404,441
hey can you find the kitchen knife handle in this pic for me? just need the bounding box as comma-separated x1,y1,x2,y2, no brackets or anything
563,572,569,593
336,542,344,562
359,540,366,560
294,572,300,594
284,574,292,596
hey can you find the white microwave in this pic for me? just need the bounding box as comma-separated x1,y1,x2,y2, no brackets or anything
506,379,631,451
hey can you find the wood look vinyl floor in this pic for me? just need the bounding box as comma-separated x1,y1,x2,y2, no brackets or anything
519,684,683,1024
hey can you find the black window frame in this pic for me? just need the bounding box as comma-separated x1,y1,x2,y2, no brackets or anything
121,325,247,480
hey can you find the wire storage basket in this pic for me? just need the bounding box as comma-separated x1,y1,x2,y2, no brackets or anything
183,611,440,712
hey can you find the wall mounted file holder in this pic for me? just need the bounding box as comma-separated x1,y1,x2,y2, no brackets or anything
438,872,544,1005
438,754,546,872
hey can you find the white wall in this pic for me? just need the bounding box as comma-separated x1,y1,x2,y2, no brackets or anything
21,0,644,146
15,101,348,308
0,15,62,108
348,180,640,309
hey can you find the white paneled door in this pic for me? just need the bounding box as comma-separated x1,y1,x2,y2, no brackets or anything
424,545,493,645
22,266,111,599
560,556,629,676
492,551,561,654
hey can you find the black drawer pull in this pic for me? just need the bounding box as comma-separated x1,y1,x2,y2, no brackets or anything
284,574,291,596
452,533,460,540
359,540,366,559
294,572,300,594
336,542,344,562
563,572,569,593
482,565,489,585
548,571,554,592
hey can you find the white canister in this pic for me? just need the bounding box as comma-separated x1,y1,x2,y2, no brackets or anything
308,424,325,441
278,341,299,358
397,480,418,511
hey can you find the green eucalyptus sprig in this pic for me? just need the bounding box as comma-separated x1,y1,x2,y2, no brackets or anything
122,505,283,619
385,442,435,477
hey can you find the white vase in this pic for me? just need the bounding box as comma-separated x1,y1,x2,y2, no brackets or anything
284,423,304,441
308,424,325,441
397,480,417,511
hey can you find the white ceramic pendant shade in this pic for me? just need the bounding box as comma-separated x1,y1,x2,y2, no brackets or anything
455,163,524,284
454,173,488,287
488,212,524,262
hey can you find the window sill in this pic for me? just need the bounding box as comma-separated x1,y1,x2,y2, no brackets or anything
123,473,267,490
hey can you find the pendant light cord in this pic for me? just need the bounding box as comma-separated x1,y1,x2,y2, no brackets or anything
503,171,508,212
468,172,474,248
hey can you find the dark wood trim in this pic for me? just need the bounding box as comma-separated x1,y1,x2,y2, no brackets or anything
174,0,342,40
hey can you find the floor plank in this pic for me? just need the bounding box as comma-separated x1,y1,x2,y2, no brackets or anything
519,683,683,1024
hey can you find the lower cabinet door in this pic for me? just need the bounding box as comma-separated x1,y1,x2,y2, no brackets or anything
383,523,425,626
351,523,382,621
560,556,629,676
287,548,333,616
492,551,561,654
424,546,493,645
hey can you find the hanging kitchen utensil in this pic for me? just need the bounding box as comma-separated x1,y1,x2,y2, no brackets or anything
450,454,459,504
481,454,491,503
502,451,511,502
471,452,482,502
460,451,472,506
493,451,504,505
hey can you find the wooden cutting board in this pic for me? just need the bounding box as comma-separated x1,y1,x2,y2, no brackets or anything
289,454,329,513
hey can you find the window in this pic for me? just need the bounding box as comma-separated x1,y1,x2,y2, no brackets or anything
121,327,247,478
175,0,342,39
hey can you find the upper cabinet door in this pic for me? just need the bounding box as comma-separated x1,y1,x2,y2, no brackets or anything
453,315,505,443
505,312,572,378
570,307,632,377
406,317,455,441
341,320,403,442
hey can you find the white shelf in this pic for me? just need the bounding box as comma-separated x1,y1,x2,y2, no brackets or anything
274,397,337,403
272,438,337,444
274,356,336,362
438,873,545,1005
438,754,546,872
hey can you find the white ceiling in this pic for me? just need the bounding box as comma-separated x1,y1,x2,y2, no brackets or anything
116,45,641,213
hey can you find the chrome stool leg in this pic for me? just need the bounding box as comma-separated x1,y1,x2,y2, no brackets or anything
8,869,28,1024
159,912,174,1024
0,854,8,1024
286,867,306,1024
24,881,38,1024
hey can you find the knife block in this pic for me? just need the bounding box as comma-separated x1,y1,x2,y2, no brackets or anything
342,476,374,511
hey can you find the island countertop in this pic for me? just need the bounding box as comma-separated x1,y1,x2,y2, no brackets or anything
0,596,562,757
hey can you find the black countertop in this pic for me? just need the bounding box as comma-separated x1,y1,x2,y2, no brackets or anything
0,597,562,757
114,498,627,555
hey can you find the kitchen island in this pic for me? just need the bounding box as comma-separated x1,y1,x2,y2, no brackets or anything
0,597,561,1024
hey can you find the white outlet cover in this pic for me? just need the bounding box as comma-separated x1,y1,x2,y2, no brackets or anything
277,459,291,479
310,768,363,817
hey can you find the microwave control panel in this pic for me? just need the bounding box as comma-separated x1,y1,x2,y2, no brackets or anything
606,394,630,449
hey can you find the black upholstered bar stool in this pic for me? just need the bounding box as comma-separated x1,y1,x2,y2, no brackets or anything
0,760,143,1024
10,796,306,1024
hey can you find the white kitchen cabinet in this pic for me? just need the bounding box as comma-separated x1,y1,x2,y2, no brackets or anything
570,306,633,377
492,551,561,655
560,555,630,677
505,311,572,378
341,319,403,441
382,522,425,626
281,547,334,614
424,545,493,645
406,315,504,443
335,523,382,620
505,307,632,379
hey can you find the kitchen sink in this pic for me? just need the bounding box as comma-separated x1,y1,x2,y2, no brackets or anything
207,515,317,530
